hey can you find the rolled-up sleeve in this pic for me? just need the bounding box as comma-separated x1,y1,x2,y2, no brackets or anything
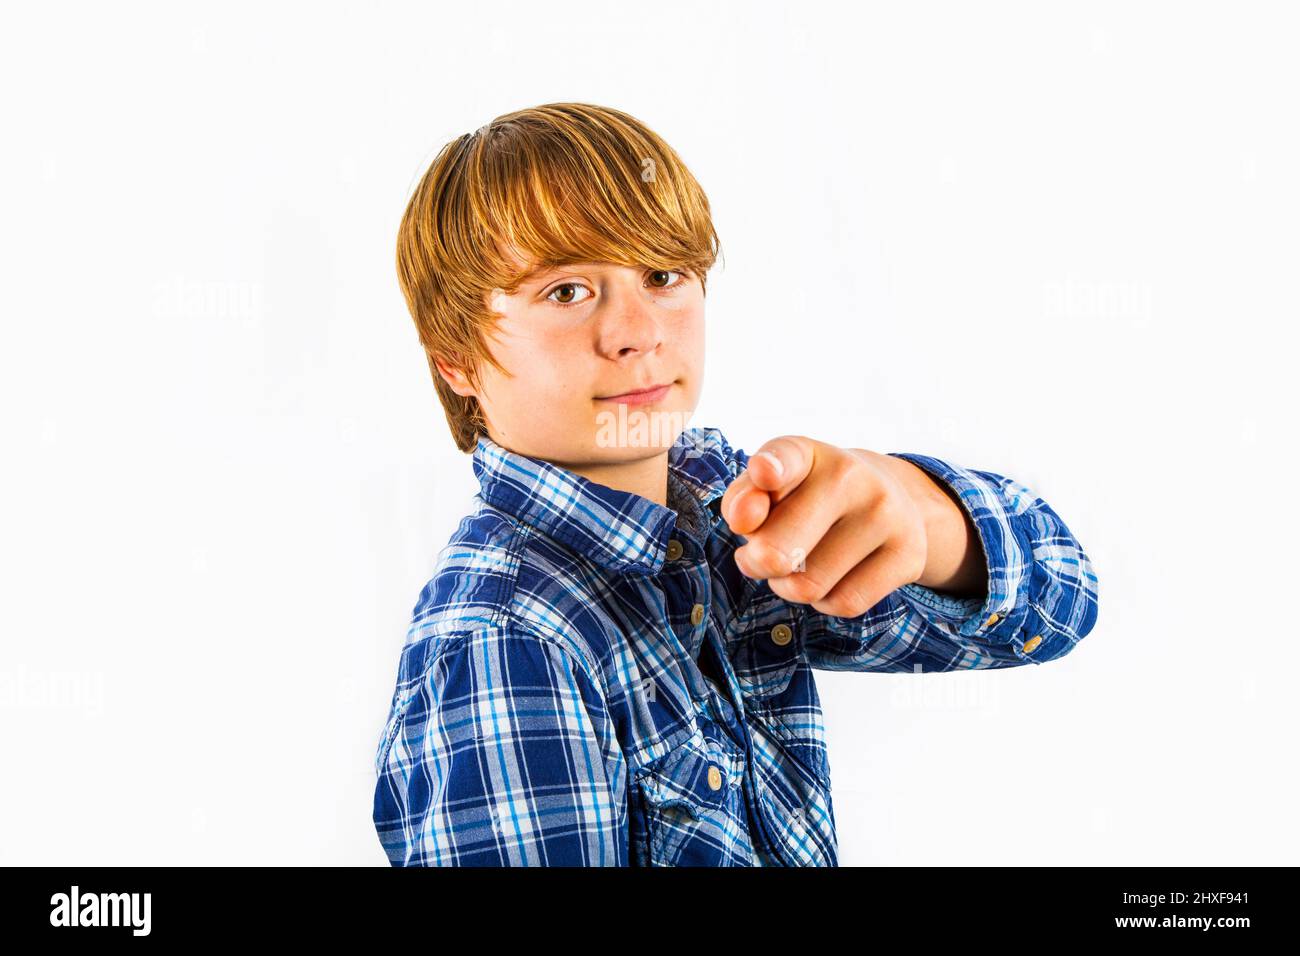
801,453,1100,671
373,626,628,866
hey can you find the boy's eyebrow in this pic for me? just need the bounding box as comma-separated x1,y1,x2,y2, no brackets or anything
520,261,606,285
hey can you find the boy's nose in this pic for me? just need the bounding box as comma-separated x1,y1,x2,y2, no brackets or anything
603,296,664,356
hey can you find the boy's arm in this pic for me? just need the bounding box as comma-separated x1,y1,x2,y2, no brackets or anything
803,453,1099,670
716,432,1098,671
373,626,627,865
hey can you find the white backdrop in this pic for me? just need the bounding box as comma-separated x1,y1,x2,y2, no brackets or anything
2,1,1295,865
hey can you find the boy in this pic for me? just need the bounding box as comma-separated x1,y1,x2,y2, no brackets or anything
372,102,1099,866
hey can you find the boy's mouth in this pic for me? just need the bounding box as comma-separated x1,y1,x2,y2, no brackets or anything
595,382,674,404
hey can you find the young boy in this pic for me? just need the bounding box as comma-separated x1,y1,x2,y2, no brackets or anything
372,102,1099,866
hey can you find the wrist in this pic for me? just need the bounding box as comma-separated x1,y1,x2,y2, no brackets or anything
881,453,985,596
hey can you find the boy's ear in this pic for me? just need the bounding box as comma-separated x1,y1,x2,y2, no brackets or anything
432,353,477,398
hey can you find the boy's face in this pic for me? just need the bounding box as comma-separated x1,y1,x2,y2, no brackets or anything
437,260,705,469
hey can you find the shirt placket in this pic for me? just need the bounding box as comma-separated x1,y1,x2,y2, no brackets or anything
667,529,813,868
663,527,804,866
660,532,745,744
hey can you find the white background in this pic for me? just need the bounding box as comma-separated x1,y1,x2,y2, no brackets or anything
2,1,1295,865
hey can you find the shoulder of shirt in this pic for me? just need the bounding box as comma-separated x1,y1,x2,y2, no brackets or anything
396,499,613,700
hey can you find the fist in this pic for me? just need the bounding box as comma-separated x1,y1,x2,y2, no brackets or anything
719,436,931,618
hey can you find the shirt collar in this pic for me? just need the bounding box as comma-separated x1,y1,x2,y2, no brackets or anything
471,428,735,577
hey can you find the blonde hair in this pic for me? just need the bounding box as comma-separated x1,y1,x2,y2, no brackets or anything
395,102,722,452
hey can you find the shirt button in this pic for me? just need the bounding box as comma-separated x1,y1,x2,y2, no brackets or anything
690,603,705,627
984,612,1001,629
1023,634,1043,653
770,623,793,646
666,538,684,562
707,765,723,791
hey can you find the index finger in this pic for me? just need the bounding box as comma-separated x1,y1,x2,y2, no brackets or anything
745,436,815,501
720,436,815,535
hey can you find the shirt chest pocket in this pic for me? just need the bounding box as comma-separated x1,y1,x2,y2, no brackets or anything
634,737,753,867
726,582,802,701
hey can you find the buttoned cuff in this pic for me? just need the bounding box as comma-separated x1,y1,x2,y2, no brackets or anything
887,452,1039,660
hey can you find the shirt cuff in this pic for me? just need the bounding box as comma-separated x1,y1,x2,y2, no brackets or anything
886,451,1033,651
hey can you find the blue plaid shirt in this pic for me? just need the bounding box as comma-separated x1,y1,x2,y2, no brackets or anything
372,427,1099,865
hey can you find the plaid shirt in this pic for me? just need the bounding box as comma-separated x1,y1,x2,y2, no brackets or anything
372,427,1099,866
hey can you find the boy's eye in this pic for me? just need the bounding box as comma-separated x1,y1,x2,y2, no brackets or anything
647,269,687,289
547,282,592,306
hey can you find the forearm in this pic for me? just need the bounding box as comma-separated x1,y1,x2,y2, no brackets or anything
803,448,1097,671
